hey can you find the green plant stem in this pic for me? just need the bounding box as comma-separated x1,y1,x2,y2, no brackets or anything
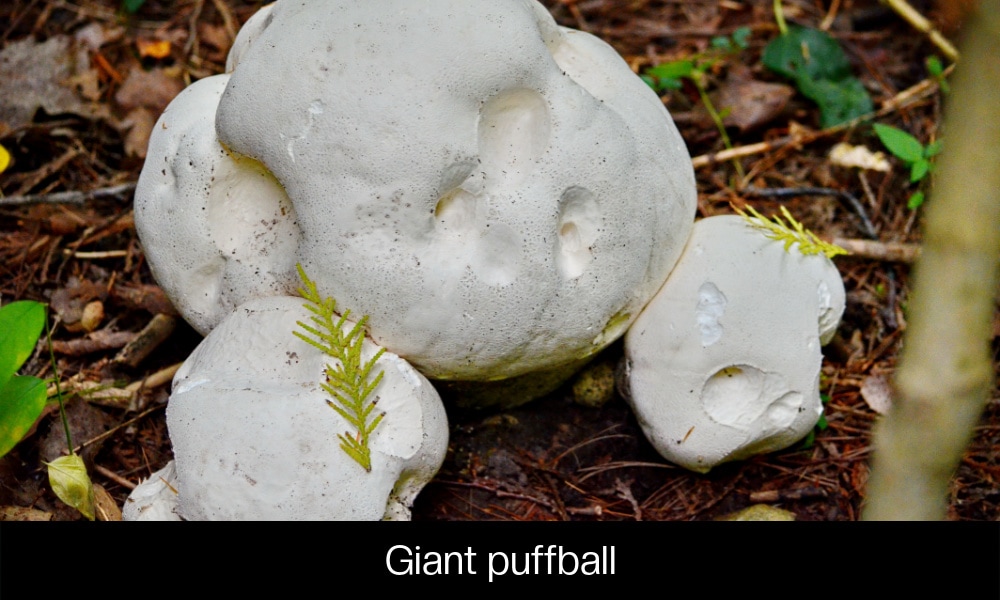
45,319,74,451
773,0,788,35
693,77,744,179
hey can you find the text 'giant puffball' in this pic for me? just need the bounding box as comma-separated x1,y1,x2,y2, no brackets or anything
623,216,845,473
134,0,697,382
124,296,448,520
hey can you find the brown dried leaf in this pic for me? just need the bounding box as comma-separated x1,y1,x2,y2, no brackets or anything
0,505,52,521
94,483,122,521
123,107,156,159
712,68,795,133
115,67,184,114
860,374,894,415
0,36,97,131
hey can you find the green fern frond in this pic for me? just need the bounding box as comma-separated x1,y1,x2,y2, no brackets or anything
734,204,848,259
294,264,386,472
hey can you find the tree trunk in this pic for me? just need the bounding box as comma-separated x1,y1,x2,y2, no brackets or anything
864,1,1000,520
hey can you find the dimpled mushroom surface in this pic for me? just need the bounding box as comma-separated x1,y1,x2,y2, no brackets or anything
125,295,449,520
134,0,696,384
622,216,845,473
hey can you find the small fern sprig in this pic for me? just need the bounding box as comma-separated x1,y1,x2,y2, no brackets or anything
293,264,385,472
734,204,848,259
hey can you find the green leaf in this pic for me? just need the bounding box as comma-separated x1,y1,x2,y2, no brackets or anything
122,0,146,13
47,454,95,520
816,413,829,431
873,123,925,163
926,55,950,93
762,26,851,82
910,158,930,183
0,375,47,457
907,191,926,210
924,140,942,157
710,36,733,51
763,26,873,127
732,26,751,50
801,76,873,129
0,301,46,388
645,60,695,92
926,55,944,78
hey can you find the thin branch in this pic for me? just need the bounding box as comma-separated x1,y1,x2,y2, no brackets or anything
0,182,136,207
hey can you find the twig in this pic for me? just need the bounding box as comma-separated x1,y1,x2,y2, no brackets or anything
75,404,165,453
577,460,676,482
832,238,920,263
0,182,136,207
749,486,828,503
124,362,183,395
881,0,959,62
62,249,129,259
115,314,177,368
93,464,136,491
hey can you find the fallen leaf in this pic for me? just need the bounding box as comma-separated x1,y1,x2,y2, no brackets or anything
115,67,184,114
0,144,9,173
94,483,122,521
710,67,795,132
860,373,894,415
136,38,172,60
0,36,97,131
829,142,891,171
122,107,156,158
47,453,95,521
0,505,52,521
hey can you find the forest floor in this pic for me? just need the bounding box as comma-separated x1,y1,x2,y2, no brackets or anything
0,0,997,521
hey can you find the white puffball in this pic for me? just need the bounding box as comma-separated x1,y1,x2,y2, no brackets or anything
124,296,448,520
623,216,846,473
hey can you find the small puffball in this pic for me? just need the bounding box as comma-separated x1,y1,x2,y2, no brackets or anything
623,215,845,473
123,296,449,520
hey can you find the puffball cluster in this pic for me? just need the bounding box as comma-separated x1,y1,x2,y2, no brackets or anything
135,0,696,382
126,0,700,520
126,0,848,520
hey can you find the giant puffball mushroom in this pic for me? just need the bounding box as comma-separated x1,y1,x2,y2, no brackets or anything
134,72,301,334
123,296,449,520
134,0,697,385
622,216,846,473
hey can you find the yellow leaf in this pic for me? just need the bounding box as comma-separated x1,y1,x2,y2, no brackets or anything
136,39,172,60
47,454,95,521
0,144,10,174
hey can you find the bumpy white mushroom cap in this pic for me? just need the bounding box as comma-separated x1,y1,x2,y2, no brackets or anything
134,73,302,335
623,215,845,473
127,295,448,520
134,0,696,381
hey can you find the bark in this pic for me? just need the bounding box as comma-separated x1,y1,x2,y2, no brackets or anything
864,2,1000,520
